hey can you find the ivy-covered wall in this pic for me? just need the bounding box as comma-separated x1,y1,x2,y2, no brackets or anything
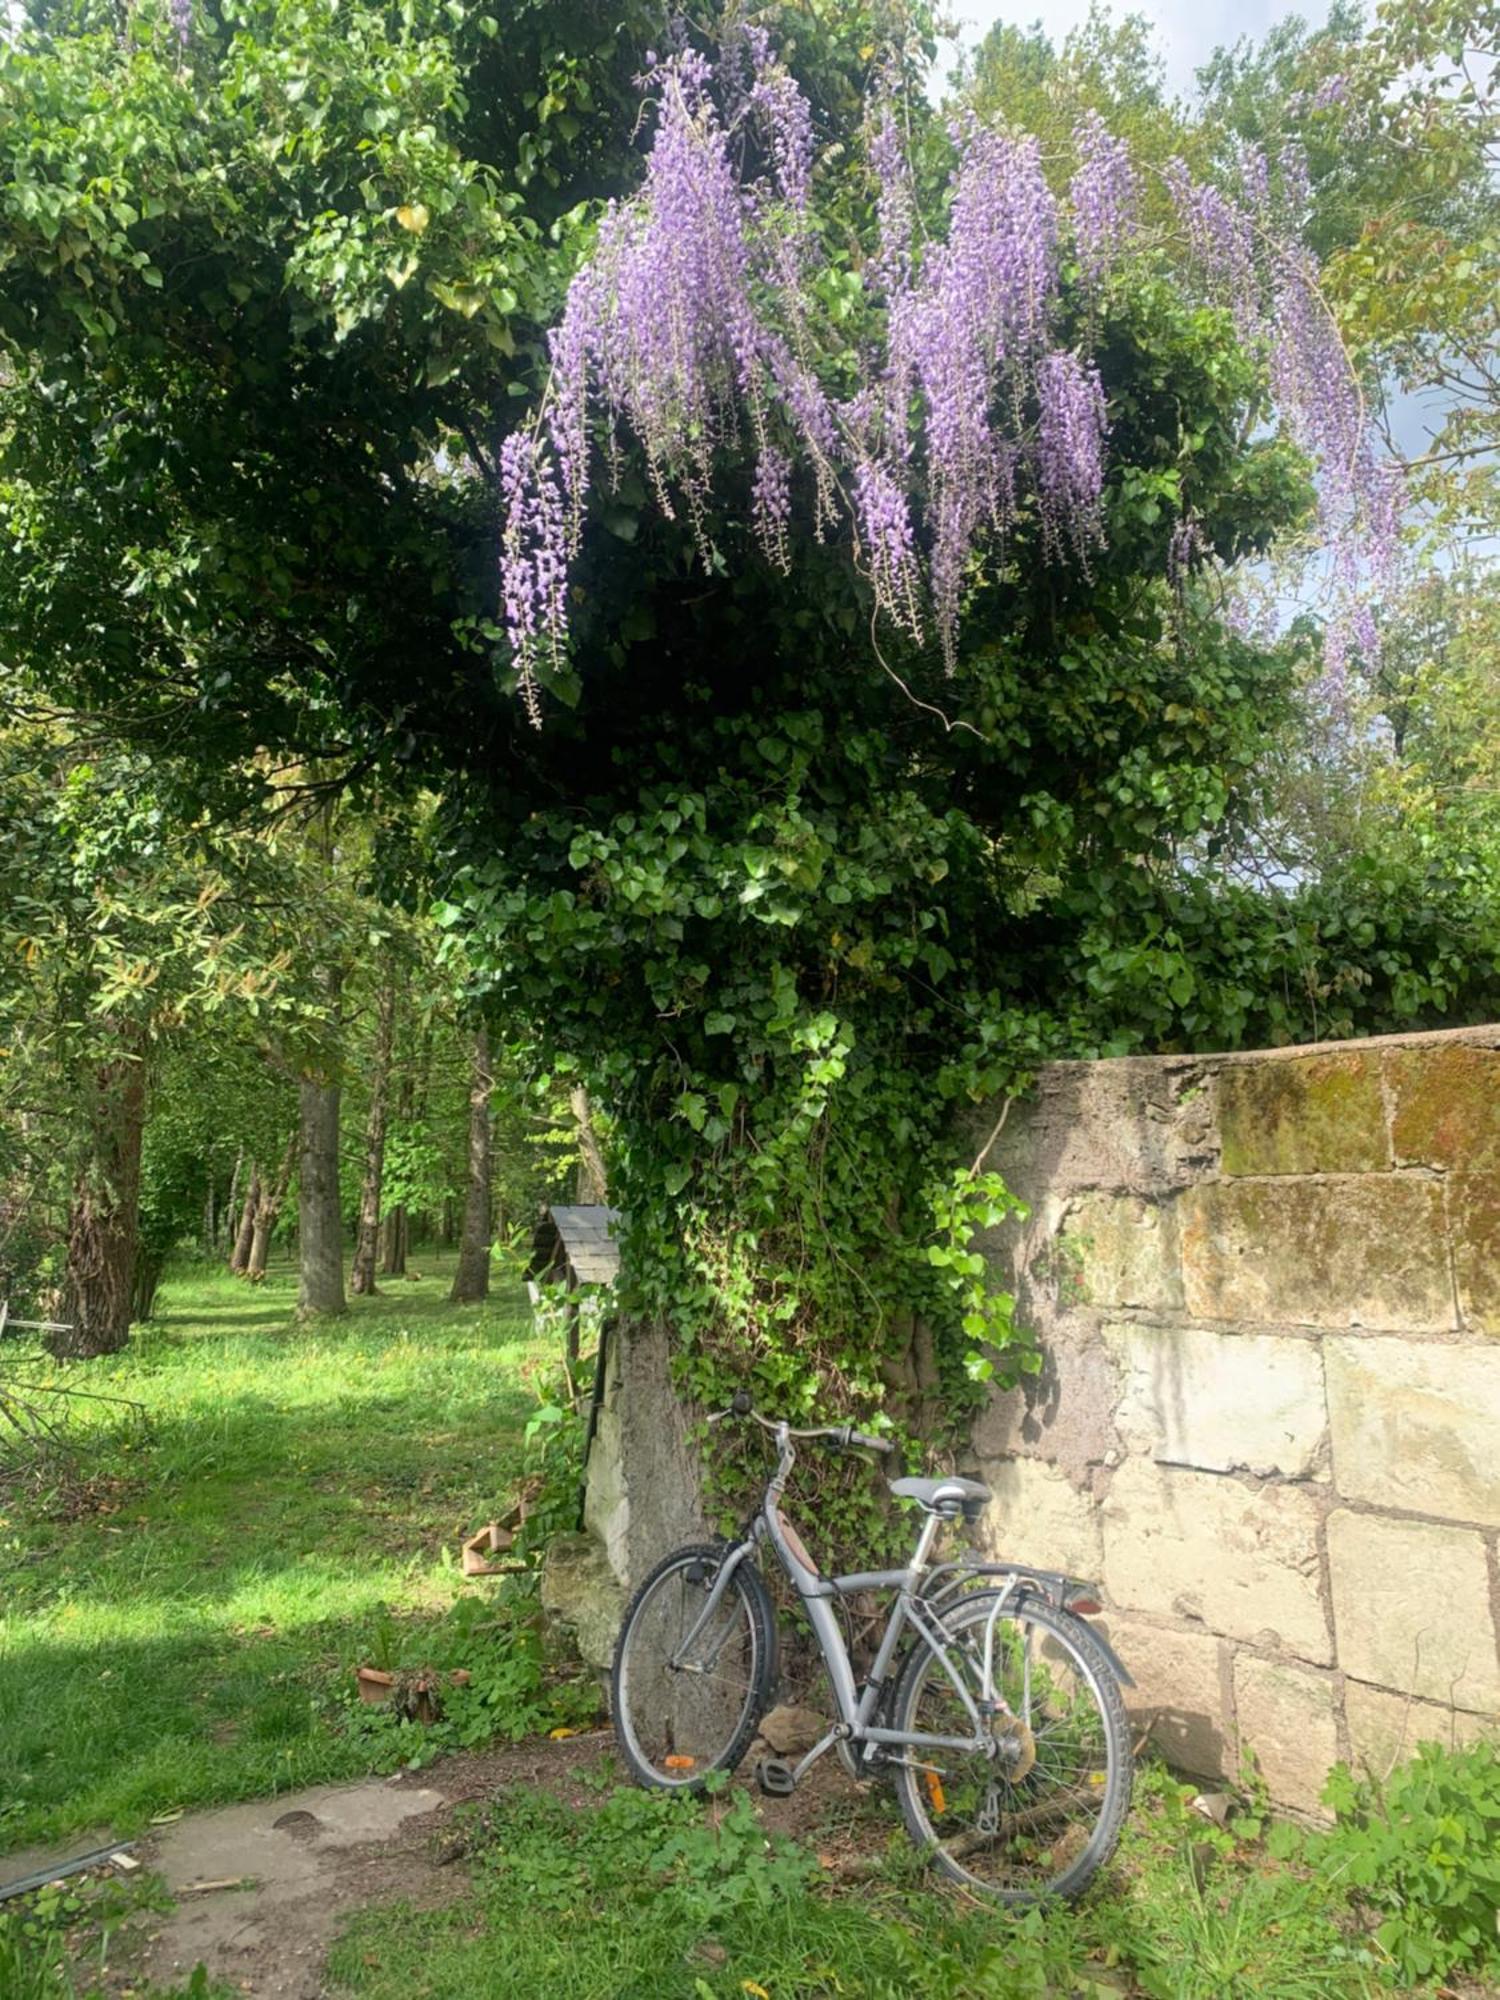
969,1023,1500,1816
574,1023,1500,1815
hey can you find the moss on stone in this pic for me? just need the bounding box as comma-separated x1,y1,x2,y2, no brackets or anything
1389,1044,1500,1172
1218,1052,1387,1177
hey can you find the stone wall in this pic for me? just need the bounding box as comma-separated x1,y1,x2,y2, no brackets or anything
967,1024,1500,1814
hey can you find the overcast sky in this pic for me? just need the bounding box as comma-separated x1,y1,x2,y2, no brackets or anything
938,0,1331,99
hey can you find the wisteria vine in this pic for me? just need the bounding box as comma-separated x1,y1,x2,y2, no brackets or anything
498,36,1398,719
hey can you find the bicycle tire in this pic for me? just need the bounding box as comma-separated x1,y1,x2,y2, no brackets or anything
890,1590,1132,1902
611,1542,777,1791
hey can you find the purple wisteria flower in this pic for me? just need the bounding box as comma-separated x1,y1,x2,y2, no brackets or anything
1167,514,1209,592
1036,351,1108,564
1071,112,1139,286
868,99,914,307
752,443,793,570
500,430,570,723
853,456,924,641
495,32,1402,718
1165,158,1263,341
743,26,814,216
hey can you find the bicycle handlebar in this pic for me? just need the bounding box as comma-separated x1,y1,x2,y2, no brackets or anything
707,1392,894,1455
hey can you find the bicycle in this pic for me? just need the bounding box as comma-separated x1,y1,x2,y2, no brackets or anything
610,1390,1135,1903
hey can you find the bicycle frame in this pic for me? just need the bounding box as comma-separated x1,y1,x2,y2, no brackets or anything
668,1421,1023,1785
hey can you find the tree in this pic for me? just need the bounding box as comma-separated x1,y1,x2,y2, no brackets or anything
0,721,303,1351
448,1023,493,1304
5,0,1494,1457
350,977,397,1294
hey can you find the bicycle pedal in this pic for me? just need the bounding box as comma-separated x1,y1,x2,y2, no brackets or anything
755,1757,797,1797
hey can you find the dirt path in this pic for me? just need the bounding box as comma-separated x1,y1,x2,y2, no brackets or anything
41,1731,873,1998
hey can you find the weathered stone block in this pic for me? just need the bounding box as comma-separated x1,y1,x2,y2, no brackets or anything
1389,1040,1500,1172
1326,1510,1500,1711
988,1064,1224,1200
974,1455,1103,1577
584,1320,708,1589
1109,1322,1327,1478
1451,1175,1500,1336
1343,1679,1497,1778
973,1058,1218,1200
1095,1616,1231,1780
1234,1655,1340,1817
971,1315,1126,1486
540,1532,628,1673
1326,1338,1500,1527
1219,1051,1387,1178
1178,1180,1453,1332
1101,1458,1331,1661
1059,1193,1184,1313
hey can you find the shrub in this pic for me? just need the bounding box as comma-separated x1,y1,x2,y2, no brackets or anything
1319,1739,1500,1987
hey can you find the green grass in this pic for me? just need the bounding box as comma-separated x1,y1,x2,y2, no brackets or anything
324,1764,1392,2000
0,1256,550,1853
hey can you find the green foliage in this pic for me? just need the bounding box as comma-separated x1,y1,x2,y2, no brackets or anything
474,1781,819,1924
514,1379,589,1560
0,1872,206,2000
328,1755,1393,2000
924,1168,1031,1386
0,1906,71,2000
342,1582,599,1768
1320,1739,1500,1987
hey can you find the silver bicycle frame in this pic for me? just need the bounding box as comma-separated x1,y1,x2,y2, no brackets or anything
669,1422,1016,1783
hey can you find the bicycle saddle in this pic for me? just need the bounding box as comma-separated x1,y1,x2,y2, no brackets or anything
889,1476,992,1520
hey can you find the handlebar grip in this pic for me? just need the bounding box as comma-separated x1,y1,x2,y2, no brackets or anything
730,1388,753,1417
850,1430,894,1454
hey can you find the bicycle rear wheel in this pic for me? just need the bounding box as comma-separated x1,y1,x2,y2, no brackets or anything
611,1543,776,1791
890,1590,1132,1902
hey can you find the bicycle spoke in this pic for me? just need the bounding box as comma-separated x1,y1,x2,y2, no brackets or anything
613,1550,764,1787
896,1596,1126,1901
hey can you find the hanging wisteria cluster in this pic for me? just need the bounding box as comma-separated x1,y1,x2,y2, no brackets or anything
499,36,1398,718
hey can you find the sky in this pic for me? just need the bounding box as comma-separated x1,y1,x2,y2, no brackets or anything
938,0,1330,99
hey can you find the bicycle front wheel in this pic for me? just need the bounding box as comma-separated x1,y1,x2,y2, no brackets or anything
611,1543,777,1791
891,1590,1132,1903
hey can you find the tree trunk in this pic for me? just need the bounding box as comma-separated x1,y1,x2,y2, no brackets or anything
571,1086,609,1204
132,1247,167,1323
51,1046,147,1359
230,1169,260,1274
297,1068,346,1317
350,980,396,1296
381,1204,407,1277
246,1136,295,1280
224,1149,244,1252
449,1024,493,1305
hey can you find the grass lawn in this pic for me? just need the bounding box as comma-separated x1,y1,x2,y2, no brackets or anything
324,1760,1397,2000
0,1255,551,1854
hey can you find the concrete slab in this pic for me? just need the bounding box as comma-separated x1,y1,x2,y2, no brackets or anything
141,1775,446,1999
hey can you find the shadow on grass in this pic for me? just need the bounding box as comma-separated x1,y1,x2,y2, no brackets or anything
5,1382,534,1608
0,1611,412,1855
145,1261,535,1345
0,1260,553,1854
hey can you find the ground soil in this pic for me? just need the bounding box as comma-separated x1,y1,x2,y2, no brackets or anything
28,1730,886,1999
